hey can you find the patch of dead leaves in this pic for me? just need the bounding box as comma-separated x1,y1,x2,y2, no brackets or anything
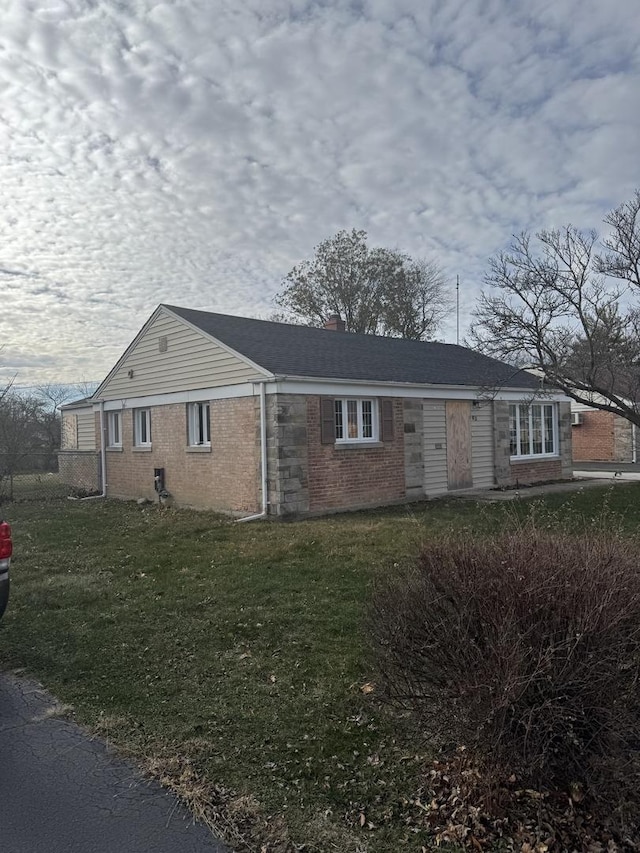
398,749,640,851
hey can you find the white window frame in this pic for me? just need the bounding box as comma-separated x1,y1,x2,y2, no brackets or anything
107,411,122,448
187,402,211,447
133,408,152,447
334,398,378,443
509,402,558,459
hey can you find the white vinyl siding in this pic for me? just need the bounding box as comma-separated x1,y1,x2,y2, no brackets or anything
62,408,95,451
77,410,96,450
99,310,263,400
470,403,494,488
62,406,96,450
422,400,448,496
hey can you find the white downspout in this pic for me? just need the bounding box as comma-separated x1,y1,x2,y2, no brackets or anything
237,381,268,522
633,422,637,464
79,400,107,500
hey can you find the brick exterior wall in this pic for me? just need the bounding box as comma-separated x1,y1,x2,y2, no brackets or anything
571,410,635,463
104,398,260,512
509,457,563,484
86,391,574,517
306,396,406,513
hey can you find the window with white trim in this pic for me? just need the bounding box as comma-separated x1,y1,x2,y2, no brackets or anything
134,408,151,447
188,402,211,446
107,411,122,447
509,403,557,458
334,399,378,442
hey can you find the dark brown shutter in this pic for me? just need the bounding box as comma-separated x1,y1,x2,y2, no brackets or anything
381,399,394,442
320,397,336,444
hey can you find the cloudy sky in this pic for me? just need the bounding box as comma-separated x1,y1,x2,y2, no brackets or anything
1,0,639,384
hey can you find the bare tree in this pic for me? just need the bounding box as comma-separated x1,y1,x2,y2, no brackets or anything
0,392,48,499
71,379,99,401
470,190,640,426
35,383,78,465
275,229,450,339
596,189,640,287
0,376,14,407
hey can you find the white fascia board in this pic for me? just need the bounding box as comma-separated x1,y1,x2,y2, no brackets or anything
271,377,571,402
161,305,273,379
571,400,598,412
571,392,633,410
95,381,266,411
93,376,570,412
60,400,93,411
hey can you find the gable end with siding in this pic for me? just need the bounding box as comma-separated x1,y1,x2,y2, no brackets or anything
96,307,268,401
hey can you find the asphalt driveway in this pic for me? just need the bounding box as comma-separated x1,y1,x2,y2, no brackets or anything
574,461,640,474
0,672,229,853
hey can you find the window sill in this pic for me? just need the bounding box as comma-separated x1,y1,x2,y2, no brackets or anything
186,445,212,453
107,446,123,452
510,454,559,463
133,446,153,452
334,441,384,450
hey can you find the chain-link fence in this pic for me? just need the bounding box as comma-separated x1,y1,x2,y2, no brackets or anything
0,451,101,503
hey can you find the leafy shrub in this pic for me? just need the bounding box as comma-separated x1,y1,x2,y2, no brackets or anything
370,514,640,793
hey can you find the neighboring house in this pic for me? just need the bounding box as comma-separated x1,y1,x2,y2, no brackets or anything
571,400,637,463
59,305,572,517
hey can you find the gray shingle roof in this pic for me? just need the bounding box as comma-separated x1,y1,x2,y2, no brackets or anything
60,396,93,409
165,305,540,390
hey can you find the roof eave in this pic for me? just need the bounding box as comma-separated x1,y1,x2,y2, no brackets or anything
270,374,553,394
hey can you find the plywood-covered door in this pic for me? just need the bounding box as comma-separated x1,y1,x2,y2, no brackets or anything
446,401,473,490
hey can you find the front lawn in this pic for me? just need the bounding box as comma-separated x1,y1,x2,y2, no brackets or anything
2,486,639,851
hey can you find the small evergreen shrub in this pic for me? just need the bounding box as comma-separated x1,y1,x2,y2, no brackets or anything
370,514,640,793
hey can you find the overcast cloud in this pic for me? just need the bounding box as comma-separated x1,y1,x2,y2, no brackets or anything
1,0,639,383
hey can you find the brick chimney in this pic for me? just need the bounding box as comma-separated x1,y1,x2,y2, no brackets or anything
324,313,346,332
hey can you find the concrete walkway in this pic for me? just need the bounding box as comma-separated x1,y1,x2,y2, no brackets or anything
463,470,640,502
0,672,229,853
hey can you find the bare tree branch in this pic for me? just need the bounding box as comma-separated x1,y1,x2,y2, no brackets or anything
470,193,640,427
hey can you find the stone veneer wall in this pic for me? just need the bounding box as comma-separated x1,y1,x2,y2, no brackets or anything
493,402,512,486
493,401,572,487
265,394,310,517
613,415,634,463
403,399,424,498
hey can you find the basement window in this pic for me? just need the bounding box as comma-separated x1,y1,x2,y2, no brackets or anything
509,403,557,458
188,402,211,446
